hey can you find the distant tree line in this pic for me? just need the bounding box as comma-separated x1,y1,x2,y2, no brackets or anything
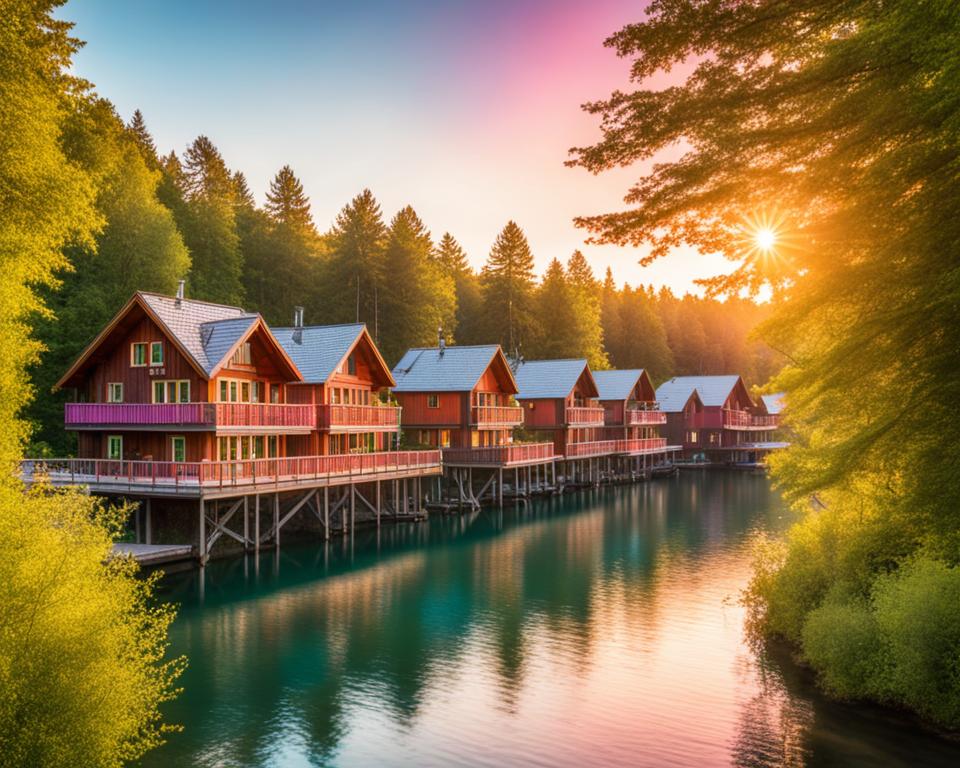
28,105,782,455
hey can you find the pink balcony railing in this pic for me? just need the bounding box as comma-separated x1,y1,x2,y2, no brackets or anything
442,442,555,466
21,450,441,492
625,408,667,426
614,437,669,454
565,406,605,427
722,410,780,430
472,405,525,428
564,440,619,458
64,402,317,430
317,404,401,431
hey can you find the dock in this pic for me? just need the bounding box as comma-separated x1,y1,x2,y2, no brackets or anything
112,542,194,566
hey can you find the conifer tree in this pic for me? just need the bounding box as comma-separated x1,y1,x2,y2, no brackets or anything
478,221,540,356
179,136,243,305
533,259,579,359
265,165,315,233
379,207,455,362
565,250,608,369
321,189,387,326
126,109,158,168
435,232,481,344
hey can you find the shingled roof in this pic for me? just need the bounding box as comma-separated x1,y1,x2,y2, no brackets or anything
513,358,597,400
593,369,650,402
392,345,514,393
272,324,378,384
655,375,743,412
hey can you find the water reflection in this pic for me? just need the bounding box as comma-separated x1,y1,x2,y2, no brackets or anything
148,474,960,768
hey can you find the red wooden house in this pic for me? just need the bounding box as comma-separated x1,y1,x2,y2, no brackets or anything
512,359,609,459
391,343,553,466
592,369,671,456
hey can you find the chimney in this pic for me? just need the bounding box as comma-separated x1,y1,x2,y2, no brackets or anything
175,279,185,307
293,306,304,345
438,327,445,357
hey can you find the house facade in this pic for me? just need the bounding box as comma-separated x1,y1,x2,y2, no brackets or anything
593,369,669,455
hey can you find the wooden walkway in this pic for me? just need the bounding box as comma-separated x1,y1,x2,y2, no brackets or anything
112,542,194,566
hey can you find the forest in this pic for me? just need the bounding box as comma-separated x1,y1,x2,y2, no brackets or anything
27,101,781,456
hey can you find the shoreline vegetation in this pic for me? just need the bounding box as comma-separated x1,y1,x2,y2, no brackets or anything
569,0,960,733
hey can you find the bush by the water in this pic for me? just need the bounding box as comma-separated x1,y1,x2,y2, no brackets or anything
747,506,960,729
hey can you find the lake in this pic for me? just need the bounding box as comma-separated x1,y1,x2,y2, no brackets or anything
147,473,960,767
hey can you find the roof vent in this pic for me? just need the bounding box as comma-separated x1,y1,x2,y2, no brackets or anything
293,306,304,345
438,327,445,357
175,279,185,307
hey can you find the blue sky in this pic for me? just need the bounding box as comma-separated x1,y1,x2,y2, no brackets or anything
60,0,729,293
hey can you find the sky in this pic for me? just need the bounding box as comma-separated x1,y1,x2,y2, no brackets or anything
59,0,729,294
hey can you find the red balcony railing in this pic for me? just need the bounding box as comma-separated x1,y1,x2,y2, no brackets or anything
317,404,401,431
722,410,779,430
564,440,619,458
614,437,669,454
471,405,525,428
565,406,605,427
65,402,316,430
442,442,555,466
22,450,441,492
625,408,667,426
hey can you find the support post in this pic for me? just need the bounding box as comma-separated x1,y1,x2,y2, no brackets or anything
324,486,330,541
274,492,280,550
243,495,249,550
376,480,381,527
198,498,206,565
254,493,260,554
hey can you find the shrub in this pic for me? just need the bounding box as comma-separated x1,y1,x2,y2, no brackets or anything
801,599,882,699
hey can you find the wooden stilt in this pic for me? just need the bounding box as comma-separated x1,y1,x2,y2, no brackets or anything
145,497,152,544
324,486,330,540
273,493,280,550
198,498,206,565
376,480,381,527
243,495,249,550
254,494,260,553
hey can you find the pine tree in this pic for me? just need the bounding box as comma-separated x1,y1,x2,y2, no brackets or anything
126,109,157,168
265,165,315,233
179,136,243,305
378,207,455,362
232,171,255,210
479,221,539,356
435,232,469,273
533,259,579,359
321,189,387,326
565,250,608,369
434,232,480,344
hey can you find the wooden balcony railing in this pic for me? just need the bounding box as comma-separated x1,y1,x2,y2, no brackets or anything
722,410,779,430
565,406,605,427
21,450,441,492
65,402,317,430
471,405,525,428
317,404,401,431
442,442,555,466
624,408,667,426
614,437,669,454
564,440,619,458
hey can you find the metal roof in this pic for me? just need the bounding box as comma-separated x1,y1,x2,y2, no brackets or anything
392,345,506,392
656,375,742,412
139,292,258,376
593,369,648,401
760,393,786,415
513,358,593,399
272,324,366,384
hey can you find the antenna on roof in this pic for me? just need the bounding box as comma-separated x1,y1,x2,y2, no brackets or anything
175,279,185,307
438,327,445,357
293,306,304,345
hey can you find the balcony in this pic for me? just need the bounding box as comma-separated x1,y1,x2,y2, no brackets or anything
564,440,619,458
21,450,442,496
442,442,555,467
625,408,667,426
65,402,316,432
614,437,669,454
472,405,525,429
722,410,780,430
565,406,605,427
317,404,401,432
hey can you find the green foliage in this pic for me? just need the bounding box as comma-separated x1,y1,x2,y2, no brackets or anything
0,484,185,766
563,251,608,369
574,0,960,725
435,232,482,344
379,207,456,363
479,221,539,356
532,259,579,360
801,600,882,700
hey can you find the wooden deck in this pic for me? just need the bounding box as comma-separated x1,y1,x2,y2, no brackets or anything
112,542,194,566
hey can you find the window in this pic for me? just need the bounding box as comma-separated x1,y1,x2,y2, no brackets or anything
152,380,189,403
107,382,123,403
427,394,439,409
220,380,229,402
440,430,451,448
107,435,123,461
251,381,261,403
231,342,252,366
131,343,147,367
241,382,250,402
171,436,186,463
347,354,356,376
254,436,264,459
270,384,280,404
230,381,238,402
331,388,340,405
267,435,278,458
150,341,164,365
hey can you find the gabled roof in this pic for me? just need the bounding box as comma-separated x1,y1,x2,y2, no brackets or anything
760,393,786,415
656,375,744,412
57,291,302,388
273,324,394,386
593,369,651,402
391,345,516,393
513,359,598,400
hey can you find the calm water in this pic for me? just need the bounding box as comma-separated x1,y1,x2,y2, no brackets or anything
147,473,960,767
